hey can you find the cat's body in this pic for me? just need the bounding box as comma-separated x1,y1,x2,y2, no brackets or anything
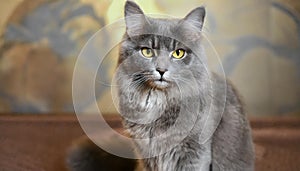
118,71,254,171
67,1,255,171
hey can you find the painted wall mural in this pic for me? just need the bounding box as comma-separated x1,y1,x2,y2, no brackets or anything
0,0,299,116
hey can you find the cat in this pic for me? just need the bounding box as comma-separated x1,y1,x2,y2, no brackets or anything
67,1,255,171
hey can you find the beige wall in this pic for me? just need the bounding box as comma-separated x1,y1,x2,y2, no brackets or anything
0,0,22,46
0,0,299,116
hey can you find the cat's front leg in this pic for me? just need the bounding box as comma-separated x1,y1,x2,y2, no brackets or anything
180,158,211,171
177,140,212,171
195,143,212,171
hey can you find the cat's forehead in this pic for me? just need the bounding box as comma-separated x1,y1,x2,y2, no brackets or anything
147,17,181,33
136,34,186,51
149,17,180,25
127,16,201,51
144,17,199,49
132,18,183,49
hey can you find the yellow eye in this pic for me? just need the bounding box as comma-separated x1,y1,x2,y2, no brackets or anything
141,47,154,58
172,49,185,59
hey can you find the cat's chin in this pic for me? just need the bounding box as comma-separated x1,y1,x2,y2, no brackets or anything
150,80,169,90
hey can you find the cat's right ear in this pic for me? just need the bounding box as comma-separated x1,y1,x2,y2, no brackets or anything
183,6,206,31
124,1,148,36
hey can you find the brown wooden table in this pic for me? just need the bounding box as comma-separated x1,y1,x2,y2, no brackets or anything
1,114,300,171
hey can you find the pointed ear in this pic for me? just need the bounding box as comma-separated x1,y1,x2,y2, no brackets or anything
124,1,148,36
125,1,144,17
183,6,206,30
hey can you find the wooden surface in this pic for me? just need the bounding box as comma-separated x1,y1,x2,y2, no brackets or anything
0,114,300,171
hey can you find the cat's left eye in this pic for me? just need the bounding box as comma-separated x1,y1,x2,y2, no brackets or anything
171,49,185,59
141,47,154,58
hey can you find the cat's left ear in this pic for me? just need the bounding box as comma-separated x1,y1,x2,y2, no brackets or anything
183,6,206,30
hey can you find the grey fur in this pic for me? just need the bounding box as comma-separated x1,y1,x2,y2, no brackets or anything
117,1,255,171
67,1,255,171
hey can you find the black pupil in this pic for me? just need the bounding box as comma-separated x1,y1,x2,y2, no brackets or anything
176,50,180,56
147,49,151,54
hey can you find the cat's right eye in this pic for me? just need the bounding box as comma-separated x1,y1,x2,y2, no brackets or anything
141,47,154,58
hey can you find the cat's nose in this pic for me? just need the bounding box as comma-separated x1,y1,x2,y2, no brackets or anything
156,68,168,77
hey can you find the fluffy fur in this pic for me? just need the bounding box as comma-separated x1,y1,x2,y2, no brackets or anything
67,1,255,171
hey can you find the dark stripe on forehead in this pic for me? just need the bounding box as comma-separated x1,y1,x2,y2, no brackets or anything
148,35,158,49
136,34,185,51
170,39,176,50
150,36,155,48
164,36,176,50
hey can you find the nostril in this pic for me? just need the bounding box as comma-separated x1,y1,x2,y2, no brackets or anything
156,68,168,76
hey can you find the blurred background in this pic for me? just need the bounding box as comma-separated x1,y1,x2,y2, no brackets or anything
0,0,299,117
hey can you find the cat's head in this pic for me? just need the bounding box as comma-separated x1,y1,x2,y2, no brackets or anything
118,1,208,92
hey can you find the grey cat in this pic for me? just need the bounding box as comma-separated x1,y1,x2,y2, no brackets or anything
67,1,255,171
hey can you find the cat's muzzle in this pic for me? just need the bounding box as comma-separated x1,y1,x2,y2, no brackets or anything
149,79,170,90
